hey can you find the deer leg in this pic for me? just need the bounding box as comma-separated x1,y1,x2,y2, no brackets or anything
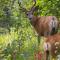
46,50,50,60
38,35,40,46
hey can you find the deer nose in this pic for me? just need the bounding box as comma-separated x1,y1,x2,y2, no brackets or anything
29,18,32,20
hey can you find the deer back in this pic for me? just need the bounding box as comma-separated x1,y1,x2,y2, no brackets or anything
32,16,58,36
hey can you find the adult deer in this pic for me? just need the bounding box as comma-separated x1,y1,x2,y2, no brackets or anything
18,0,59,37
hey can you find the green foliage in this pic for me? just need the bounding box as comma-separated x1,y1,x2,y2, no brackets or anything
36,0,60,17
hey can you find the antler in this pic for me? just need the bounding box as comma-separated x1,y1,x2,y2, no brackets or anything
18,0,27,13
18,0,37,14
30,0,37,14
30,0,36,10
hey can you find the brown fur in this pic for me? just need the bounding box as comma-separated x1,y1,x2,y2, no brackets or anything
31,16,59,36
45,33,60,58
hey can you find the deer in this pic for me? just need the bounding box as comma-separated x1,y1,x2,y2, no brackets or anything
18,0,59,37
44,33,60,60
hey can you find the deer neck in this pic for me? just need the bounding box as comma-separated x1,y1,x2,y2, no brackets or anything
32,16,38,26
